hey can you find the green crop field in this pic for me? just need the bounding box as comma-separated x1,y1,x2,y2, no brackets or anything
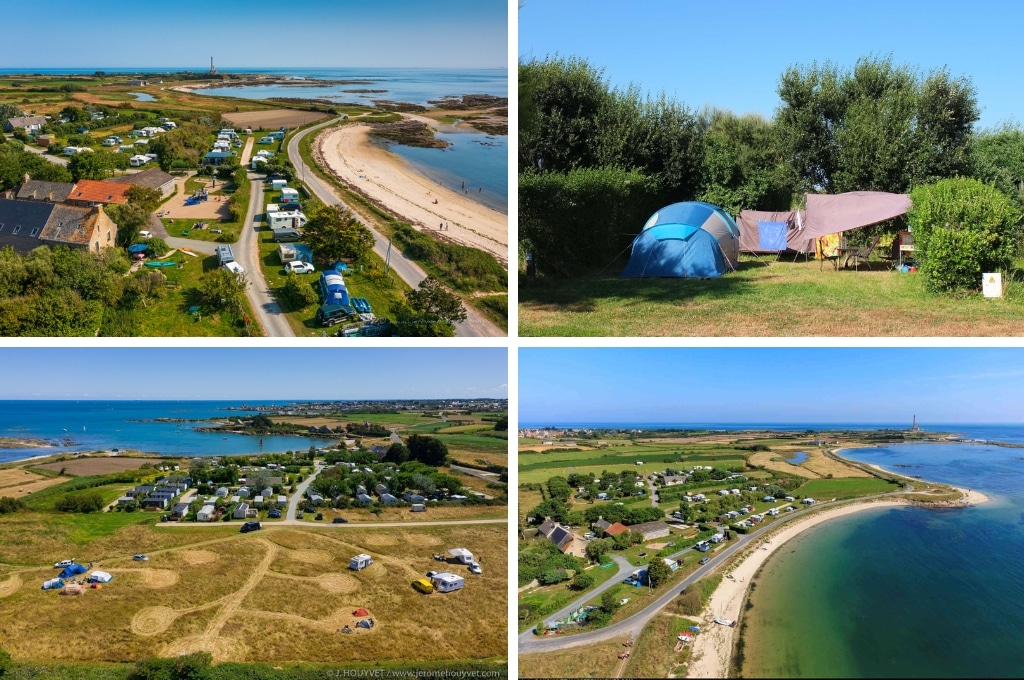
794,477,899,499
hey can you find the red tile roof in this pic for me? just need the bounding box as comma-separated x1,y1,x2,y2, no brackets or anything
68,180,131,205
604,522,629,536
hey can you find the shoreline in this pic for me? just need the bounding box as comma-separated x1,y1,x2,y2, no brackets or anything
314,118,508,266
686,489,986,678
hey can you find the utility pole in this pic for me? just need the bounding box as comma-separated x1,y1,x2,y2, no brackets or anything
384,239,392,276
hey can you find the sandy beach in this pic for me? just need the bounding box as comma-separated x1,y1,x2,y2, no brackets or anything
314,119,508,265
685,490,987,678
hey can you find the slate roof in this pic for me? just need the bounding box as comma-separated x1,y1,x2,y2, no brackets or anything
105,168,175,191
537,518,558,538
0,199,53,252
548,525,576,552
16,179,75,203
67,180,131,205
39,204,94,245
5,115,46,130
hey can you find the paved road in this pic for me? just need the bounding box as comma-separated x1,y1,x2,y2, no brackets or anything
286,460,324,521
287,119,503,338
160,517,508,529
18,141,68,167
236,174,294,337
450,464,500,480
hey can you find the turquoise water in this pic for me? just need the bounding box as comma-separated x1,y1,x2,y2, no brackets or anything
129,91,155,102
742,439,1024,677
785,451,809,464
384,129,507,213
0,400,333,462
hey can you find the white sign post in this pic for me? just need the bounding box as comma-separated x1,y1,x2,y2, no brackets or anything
982,273,1003,298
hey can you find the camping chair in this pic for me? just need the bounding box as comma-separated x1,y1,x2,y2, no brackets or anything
842,234,883,270
818,234,842,271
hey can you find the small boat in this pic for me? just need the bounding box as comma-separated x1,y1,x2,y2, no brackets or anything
144,261,177,267
713,618,735,627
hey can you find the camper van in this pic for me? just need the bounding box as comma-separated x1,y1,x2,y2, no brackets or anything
429,572,465,593
412,578,434,594
258,136,275,144
216,245,234,266
349,553,373,571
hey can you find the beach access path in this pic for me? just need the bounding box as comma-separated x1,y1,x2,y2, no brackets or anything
289,118,503,338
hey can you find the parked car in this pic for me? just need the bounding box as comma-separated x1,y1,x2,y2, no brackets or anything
285,260,314,274
469,562,482,575
132,554,149,562
138,230,152,238
332,516,348,524
315,512,323,521
296,512,304,519
240,521,262,533
268,509,282,519
412,578,434,594
54,559,75,568
699,557,710,565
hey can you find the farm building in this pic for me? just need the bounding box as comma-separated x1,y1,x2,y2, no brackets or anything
349,553,373,571
629,520,671,541
429,572,465,593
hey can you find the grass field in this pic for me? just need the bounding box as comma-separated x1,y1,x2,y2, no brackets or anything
519,637,625,679
520,257,1024,336
624,612,699,678
794,477,899,499
0,522,506,665
33,458,155,476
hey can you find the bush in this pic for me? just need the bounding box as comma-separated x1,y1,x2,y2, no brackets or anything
0,497,25,514
54,492,104,513
908,177,1021,292
569,571,595,590
677,587,703,615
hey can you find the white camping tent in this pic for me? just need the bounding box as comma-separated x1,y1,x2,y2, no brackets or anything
89,571,113,583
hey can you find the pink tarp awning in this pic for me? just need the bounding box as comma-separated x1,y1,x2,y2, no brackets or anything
737,192,911,253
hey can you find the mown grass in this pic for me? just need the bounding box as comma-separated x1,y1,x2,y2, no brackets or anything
518,560,619,633
162,218,239,243
794,477,899,499
520,256,1024,336
519,637,624,679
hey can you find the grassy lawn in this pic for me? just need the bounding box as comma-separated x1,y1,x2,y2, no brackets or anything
518,560,620,632
124,254,256,336
162,218,239,243
520,256,1024,336
519,638,625,679
794,477,900,499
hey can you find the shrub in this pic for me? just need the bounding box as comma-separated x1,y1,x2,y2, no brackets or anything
569,571,595,590
677,587,703,615
0,497,25,514
908,177,1021,292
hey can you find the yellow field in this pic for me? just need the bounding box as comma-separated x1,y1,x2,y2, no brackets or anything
0,469,65,498
519,638,626,678
296,504,505,523
0,523,506,665
220,109,331,129
749,446,872,479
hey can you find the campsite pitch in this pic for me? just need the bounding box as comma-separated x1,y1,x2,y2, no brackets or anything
520,258,1024,336
0,523,506,666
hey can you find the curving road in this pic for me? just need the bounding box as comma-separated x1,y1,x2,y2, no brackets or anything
287,118,503,337
519,491,911,653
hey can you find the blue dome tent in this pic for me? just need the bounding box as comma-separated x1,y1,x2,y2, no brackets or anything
58,563,87,579
621,201,740,278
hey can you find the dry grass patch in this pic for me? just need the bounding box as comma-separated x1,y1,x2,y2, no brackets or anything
180,549,218,565
289,549,332,564
0,574,22,598
131,606,178,636
241,573,343,620
316,505,504,523
222,109,330,129
519,638,625,678
317,573,361,593
162,635,250,664
35,457,153,476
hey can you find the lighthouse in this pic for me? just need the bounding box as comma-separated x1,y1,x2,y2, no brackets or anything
209,57,216,75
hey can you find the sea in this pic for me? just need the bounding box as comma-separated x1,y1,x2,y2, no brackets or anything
0,66,509,213
0,400,335,463
194,67,509,213
736,424,1024,678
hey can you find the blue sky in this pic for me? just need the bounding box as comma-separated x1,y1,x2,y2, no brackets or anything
0,348,507,400
520,0,1023,129
520,348,1024,426
0,0,507,69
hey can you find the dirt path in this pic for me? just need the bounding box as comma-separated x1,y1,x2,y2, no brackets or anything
202,537,277,640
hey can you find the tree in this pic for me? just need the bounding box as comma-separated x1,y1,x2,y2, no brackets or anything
302,204,374,264
600,590,620,614
125,185,163,213
776,55,978,195
405,434,448,467
384,443,410,464
68,150,119,181
907,177,1020,292
106,202,154,247
585,537,612,562
195,268,246,310
972,122,1024,209
570,571,595,590
546,476,572,502
280,275,318,308
396,276,467,337
538,568,569,585
645,557,673,587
